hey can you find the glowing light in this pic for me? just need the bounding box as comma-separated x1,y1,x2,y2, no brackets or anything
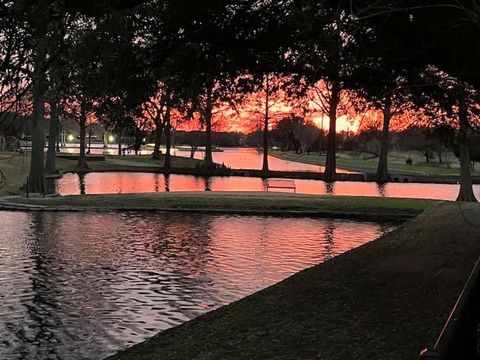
67,134,75,142
108,135,115,143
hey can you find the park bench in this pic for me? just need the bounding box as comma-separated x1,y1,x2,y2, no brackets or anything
266,179,296,194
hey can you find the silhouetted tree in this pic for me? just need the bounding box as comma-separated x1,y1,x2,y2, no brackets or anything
416,69,480,202
289,3,362,181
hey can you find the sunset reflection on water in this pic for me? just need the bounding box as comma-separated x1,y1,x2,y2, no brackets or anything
58,147,353,173
0,211,394,360
56,172,479,201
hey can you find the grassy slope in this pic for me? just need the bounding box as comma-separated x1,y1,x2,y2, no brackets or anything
6,192,434,215
107,154,205,168
271,150,480,176
0,153,34,195
106,202,480,360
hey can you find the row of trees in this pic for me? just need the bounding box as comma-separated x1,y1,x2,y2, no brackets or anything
0,1,479,201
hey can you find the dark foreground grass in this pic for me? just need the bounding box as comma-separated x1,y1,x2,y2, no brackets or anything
105,202,480,360
4,192,434,218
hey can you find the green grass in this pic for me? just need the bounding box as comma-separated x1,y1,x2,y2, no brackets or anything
271,150,480,176
0,153,31,195
6,192,435,216
108,154,205,168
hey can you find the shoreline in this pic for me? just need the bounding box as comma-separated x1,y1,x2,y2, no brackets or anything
0,192,433,221
2,151,479,201
268,150,480,184
58,164,478,185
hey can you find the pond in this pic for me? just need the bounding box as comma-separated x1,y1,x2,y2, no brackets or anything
0,211,395,360
56,172,480,201
58,146,353,173
173,147,355,173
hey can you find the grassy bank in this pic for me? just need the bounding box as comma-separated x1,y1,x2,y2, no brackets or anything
0,153,30,195
2,192,434,219
105,202,480,360
271,149,480,177
108,154,205,168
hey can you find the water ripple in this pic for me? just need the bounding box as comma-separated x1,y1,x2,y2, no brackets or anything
0,211,395,360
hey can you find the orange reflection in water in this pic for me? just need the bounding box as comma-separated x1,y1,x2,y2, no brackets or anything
55,147,353,173
57,172,478,201
175,147,353,173
0,211,394,360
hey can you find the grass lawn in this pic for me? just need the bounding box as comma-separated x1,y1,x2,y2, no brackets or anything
105,202,480,360
5,192,435,218
107,154,205,168
271,149,480,177
0,152,31,195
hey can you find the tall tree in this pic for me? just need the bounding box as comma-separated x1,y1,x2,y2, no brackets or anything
2,0,148,192
15,0,56,193
416,69,480,202
239,0,294,174
246,74,286,173
350,66,412,183
289,3,361,181
139,84,178,170
45,12,71,174
136,0,247,169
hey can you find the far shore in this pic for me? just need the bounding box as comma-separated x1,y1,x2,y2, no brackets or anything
1,150,479,198
269,149,480,184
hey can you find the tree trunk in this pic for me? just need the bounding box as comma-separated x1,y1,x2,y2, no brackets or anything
457,141,477,201
77,103,89,169
117,135,122,155
164,107,172,172
28,37,47,194
45,99,59,174
376,102,392,183
204,87,214,169
457,96,477,202
262,74,270,175
324,83,340,182
87,128,92,154
152,117,163,160
56,125,61,152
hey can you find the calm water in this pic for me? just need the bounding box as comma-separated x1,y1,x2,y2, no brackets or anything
58,146,353,173
0,211,394,360
174,147,354,173
56,172,479,201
